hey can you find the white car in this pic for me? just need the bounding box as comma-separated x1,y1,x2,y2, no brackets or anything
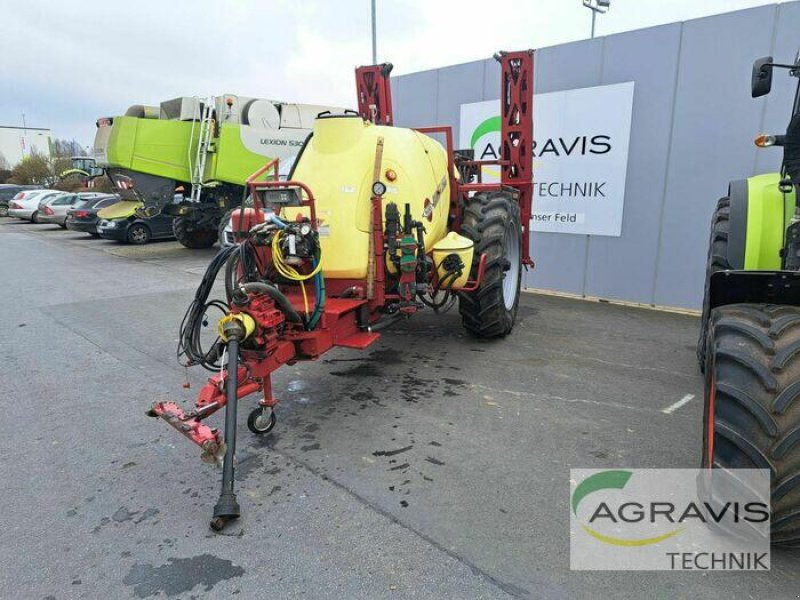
37,193,85,228
8,190,65,222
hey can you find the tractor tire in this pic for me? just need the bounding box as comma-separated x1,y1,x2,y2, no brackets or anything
173,216,218,249
458,190,522,338
703,304,800,546
697,197,732,371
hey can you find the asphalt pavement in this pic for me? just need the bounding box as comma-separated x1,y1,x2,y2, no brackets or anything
1,219,798,599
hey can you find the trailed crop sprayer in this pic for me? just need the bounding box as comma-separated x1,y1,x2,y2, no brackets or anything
149,50,535,530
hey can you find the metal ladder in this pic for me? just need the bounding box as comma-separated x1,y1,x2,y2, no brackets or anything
190,97,215,203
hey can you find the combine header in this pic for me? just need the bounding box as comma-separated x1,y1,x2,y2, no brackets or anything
149,50,535,530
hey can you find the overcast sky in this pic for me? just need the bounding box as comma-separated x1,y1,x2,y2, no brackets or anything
0,0,785,146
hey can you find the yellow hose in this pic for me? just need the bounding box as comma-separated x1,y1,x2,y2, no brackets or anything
271,231,322,318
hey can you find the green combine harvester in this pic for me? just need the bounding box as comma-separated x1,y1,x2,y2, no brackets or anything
93,94,341,247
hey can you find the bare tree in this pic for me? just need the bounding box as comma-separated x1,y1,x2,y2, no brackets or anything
7,150,54,185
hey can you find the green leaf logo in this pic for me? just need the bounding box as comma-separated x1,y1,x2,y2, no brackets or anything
572,470,682,547
470,116,501,149
572,470,632,515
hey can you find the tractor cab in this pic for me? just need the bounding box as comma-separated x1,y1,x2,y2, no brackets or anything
750,50,800,271
70,156,103,177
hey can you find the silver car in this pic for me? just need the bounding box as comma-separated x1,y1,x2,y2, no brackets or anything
38,193,84,228
8,190,64,222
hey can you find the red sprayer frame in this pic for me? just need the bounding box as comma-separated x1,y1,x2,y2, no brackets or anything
355,63,394,125
151,51,534,530
357,51,535,267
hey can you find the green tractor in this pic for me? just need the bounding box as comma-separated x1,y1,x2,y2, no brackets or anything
92,95,342,248
698,53,800,546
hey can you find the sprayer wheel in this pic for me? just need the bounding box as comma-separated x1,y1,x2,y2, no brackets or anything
458,190,522,338
247,407,276,435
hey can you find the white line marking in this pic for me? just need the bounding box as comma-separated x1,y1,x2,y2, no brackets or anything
662,394,695,414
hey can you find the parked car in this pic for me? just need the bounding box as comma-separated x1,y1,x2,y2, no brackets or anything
7,190,64,222
0,184,37,217
65,195,120,237
37,193,84,228
96,199,176,244
38,192,115,228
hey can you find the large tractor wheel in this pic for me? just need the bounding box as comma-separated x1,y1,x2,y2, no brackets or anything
173,216,217,249
703,304,800,546
458,190,522,338
697,197,732,371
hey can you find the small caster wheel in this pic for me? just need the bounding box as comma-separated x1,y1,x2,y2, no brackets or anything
247,407,276,435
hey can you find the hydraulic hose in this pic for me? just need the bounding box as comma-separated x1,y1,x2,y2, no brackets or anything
211,330,242,528
238,282,303,324
307,256,326,330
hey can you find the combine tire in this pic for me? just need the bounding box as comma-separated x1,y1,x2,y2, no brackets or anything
703,304,800,546
458,191,522,338
697,197,732,371
173,216,217,249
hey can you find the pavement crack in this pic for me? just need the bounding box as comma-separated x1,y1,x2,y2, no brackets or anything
42,310,180,374
471,383,693,418
538,347,698,380
266,445,529,599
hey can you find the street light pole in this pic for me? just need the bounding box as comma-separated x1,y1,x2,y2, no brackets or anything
371,0,377,64
583,0,610,39
21,113,28,158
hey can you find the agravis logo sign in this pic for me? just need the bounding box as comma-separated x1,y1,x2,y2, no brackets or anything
570,469,771,571
460,82,634,237
572,470,682,546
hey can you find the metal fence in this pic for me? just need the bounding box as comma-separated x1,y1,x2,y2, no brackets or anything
391,2,800,310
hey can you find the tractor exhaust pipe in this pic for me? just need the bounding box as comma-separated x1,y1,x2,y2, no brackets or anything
210,322,245,531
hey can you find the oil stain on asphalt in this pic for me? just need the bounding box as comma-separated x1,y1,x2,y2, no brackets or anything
123,554,244,598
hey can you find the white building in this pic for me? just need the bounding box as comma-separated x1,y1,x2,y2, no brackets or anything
0,125,52,168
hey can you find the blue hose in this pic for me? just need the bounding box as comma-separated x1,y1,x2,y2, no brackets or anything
268,213,288,229
308,255,325,330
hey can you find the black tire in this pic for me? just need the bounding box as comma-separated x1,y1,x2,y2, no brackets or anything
126,222,151,245
247,407,276,435
697,197,732,371
0,205,8,217
31,211,39,224
458,190,522,338
59,223,67,230
703,304,800,546
89,232,101,238
173,216,217,249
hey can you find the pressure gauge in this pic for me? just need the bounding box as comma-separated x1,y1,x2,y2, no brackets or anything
300,223,311,236
372,181,387,197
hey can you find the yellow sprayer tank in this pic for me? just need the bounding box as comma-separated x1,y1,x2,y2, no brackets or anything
286,115,451,279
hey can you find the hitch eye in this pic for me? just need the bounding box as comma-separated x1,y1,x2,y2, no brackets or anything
755,134,777,148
